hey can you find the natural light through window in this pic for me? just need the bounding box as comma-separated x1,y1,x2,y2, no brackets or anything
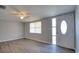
52,18,56,45
52,18,56,27
30,21,42,33
61,20,67,34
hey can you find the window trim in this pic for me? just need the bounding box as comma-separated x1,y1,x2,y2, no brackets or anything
29,21,42,34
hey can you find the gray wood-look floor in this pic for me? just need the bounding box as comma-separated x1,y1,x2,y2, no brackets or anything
0,38,75,53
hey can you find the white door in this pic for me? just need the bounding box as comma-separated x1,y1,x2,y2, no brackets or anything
56,13,75,49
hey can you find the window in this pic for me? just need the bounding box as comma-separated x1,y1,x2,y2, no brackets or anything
61,20,67,34
52,27,56,35
52,18,56,44
52,18,56,27
30,21,41,33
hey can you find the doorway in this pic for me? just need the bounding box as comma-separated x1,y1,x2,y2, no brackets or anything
52,18,56,45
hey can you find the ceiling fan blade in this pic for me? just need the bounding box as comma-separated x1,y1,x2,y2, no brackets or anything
10,11,18,14
9,5,26,13
11,13,19,15
24,15,30,19
9,6,20,12
11,11,30,16
8,6,30,19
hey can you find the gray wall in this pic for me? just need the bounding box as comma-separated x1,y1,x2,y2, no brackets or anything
25,18,52,44
75,6,79,52
0,20,24,42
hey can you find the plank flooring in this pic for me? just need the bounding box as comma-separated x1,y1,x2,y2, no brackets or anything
0,38,75,53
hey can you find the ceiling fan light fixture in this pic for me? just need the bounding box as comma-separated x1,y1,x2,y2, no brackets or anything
20,16,24,19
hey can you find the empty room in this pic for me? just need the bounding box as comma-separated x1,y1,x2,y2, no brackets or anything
0,5,79,53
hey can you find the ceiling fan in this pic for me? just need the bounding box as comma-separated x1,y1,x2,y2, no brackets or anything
10,6,30,20
0,5,30,19
11,9,30,19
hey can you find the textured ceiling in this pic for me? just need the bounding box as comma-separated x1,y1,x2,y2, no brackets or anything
0,5,75,22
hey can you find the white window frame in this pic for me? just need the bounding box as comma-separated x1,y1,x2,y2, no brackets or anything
29,21,42,34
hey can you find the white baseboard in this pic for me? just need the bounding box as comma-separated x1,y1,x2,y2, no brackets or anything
0,37,24,42
25,37,52,44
